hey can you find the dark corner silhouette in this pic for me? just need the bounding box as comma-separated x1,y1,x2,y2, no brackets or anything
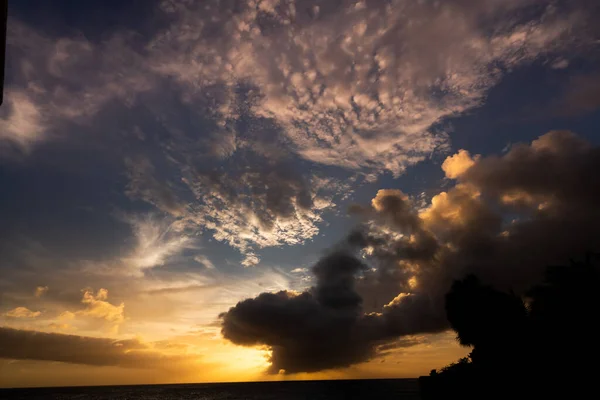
420,253,600,399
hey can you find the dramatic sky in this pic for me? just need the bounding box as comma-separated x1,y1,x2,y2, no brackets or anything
1,0,600,388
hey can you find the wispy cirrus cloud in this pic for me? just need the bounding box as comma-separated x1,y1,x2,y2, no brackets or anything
80,215,192,276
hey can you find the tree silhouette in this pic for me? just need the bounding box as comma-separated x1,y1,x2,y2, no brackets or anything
424,255,600,399
445,274,528,370
526,253,600,389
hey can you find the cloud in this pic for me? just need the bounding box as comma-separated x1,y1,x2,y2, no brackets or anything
182,167,342,265
4,0,596,263
141,283,219,296
133,0,594,259
241,253,261,268
0,327,193,369
151,0,587,176
125,157,187,217
3,307,42,319
76,289,125,328
194,255,216,270
22,289,126,334
551,58,570,69
0,91,45,153
1,20,155,153
78,216,191,277
46,311,76,332
220,130,600,373
290,268,308,274
555,72,600,116
442,150,478,179
125,216,191,273
220,250,446,373
458,130,597,214
221,251,374,373
58,311,76,321
34,286,49,298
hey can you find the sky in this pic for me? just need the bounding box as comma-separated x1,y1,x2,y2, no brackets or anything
1,0,600,388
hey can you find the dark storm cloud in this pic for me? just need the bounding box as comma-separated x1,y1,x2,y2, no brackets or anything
461,130,599,208
348,190,441,312
0,327,189,368
438,130,600,289
220,131,600,373
220,250,446,373
220,251,372,373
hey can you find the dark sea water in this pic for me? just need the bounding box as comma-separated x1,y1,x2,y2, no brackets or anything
0,379,421,400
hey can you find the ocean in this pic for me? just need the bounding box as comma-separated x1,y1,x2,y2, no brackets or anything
0,379,421,400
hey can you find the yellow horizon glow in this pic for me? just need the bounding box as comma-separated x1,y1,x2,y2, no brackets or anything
0,322,468,388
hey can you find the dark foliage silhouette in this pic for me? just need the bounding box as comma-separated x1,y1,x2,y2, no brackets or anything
445,274,528,369
422,254,600,399
526,254,600,390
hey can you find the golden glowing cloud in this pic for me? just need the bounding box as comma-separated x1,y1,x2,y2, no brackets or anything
76,289,125,333
442,149,478,179
419,184,481,228
3,307,42,319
